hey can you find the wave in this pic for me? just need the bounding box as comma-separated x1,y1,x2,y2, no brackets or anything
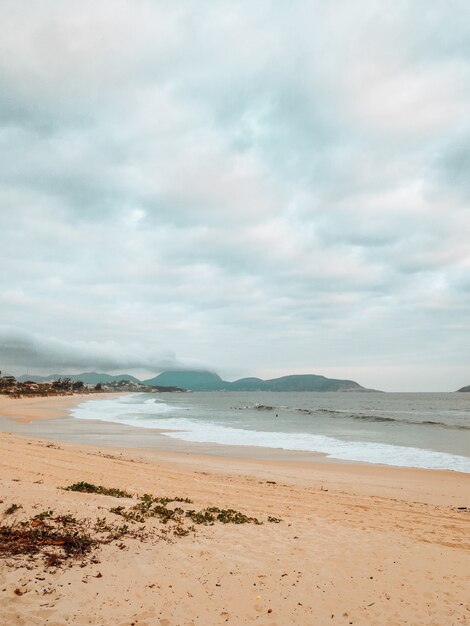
70,393,185,425
69,395,470,473
233,404,276,411
161,424,470,472
233,404,470,429
348,413,470,430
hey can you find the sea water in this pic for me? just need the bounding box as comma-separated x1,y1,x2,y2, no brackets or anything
70,392,470,472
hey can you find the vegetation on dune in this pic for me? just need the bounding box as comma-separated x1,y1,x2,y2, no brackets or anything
64,482,133,498
0,486,281,569
110,493,262,527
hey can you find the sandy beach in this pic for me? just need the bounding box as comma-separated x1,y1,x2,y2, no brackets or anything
0,393,125,423
0,395,469,625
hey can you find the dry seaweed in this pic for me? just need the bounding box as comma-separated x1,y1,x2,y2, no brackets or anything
0,517,95,566
4,503,22,516
0,511,148,569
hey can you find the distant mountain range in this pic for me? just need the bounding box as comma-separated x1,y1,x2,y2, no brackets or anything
143,371,372,391
19,370,374,392
18,372,141,385
16,370,470,392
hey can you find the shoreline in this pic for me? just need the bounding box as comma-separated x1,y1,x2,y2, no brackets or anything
1,393,469,506
1,392,469,475
2,427,469,507
1,394,469,625
2,391,470,471
0,392,128,423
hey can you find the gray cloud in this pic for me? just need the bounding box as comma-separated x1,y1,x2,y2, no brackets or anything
0,327,199,374
0,1,469,390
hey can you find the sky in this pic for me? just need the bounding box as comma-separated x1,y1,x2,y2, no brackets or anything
0,1,469,391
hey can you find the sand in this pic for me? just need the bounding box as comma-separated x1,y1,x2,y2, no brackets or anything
0,393,123,423
0,395,469,625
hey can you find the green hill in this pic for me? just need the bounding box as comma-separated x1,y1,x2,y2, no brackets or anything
230,377,265,391
143,370,370,392
143,370,226,391
18,369,373,392
258,374,363,392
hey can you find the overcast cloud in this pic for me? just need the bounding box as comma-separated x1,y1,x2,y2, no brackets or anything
1,1,469,391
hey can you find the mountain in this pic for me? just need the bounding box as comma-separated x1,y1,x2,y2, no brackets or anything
230,377,265,391
18,369,373,392
18,372,141,385
143,370,371,392
252,374,364,392
143,370,226,391
457,385,470,392
17,374,52,382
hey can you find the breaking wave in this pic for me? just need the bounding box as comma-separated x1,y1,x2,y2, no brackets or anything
233,404,470,430
69,395,470,473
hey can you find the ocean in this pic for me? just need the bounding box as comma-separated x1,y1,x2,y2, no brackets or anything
70,391,470,473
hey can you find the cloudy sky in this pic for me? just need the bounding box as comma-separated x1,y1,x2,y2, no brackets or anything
1,1,469,391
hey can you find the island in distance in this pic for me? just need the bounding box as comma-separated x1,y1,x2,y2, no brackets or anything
19,370,378,392
457,385,470,392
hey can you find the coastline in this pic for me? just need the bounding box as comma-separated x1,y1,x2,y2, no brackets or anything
1,395,469,625
0,392,128,423
1,392,470,491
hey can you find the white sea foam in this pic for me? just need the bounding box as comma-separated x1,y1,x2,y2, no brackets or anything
70,394,181,425
70,395,470,473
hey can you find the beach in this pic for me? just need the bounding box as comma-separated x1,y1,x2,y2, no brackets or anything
0,393,126,424
0,395,469,625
